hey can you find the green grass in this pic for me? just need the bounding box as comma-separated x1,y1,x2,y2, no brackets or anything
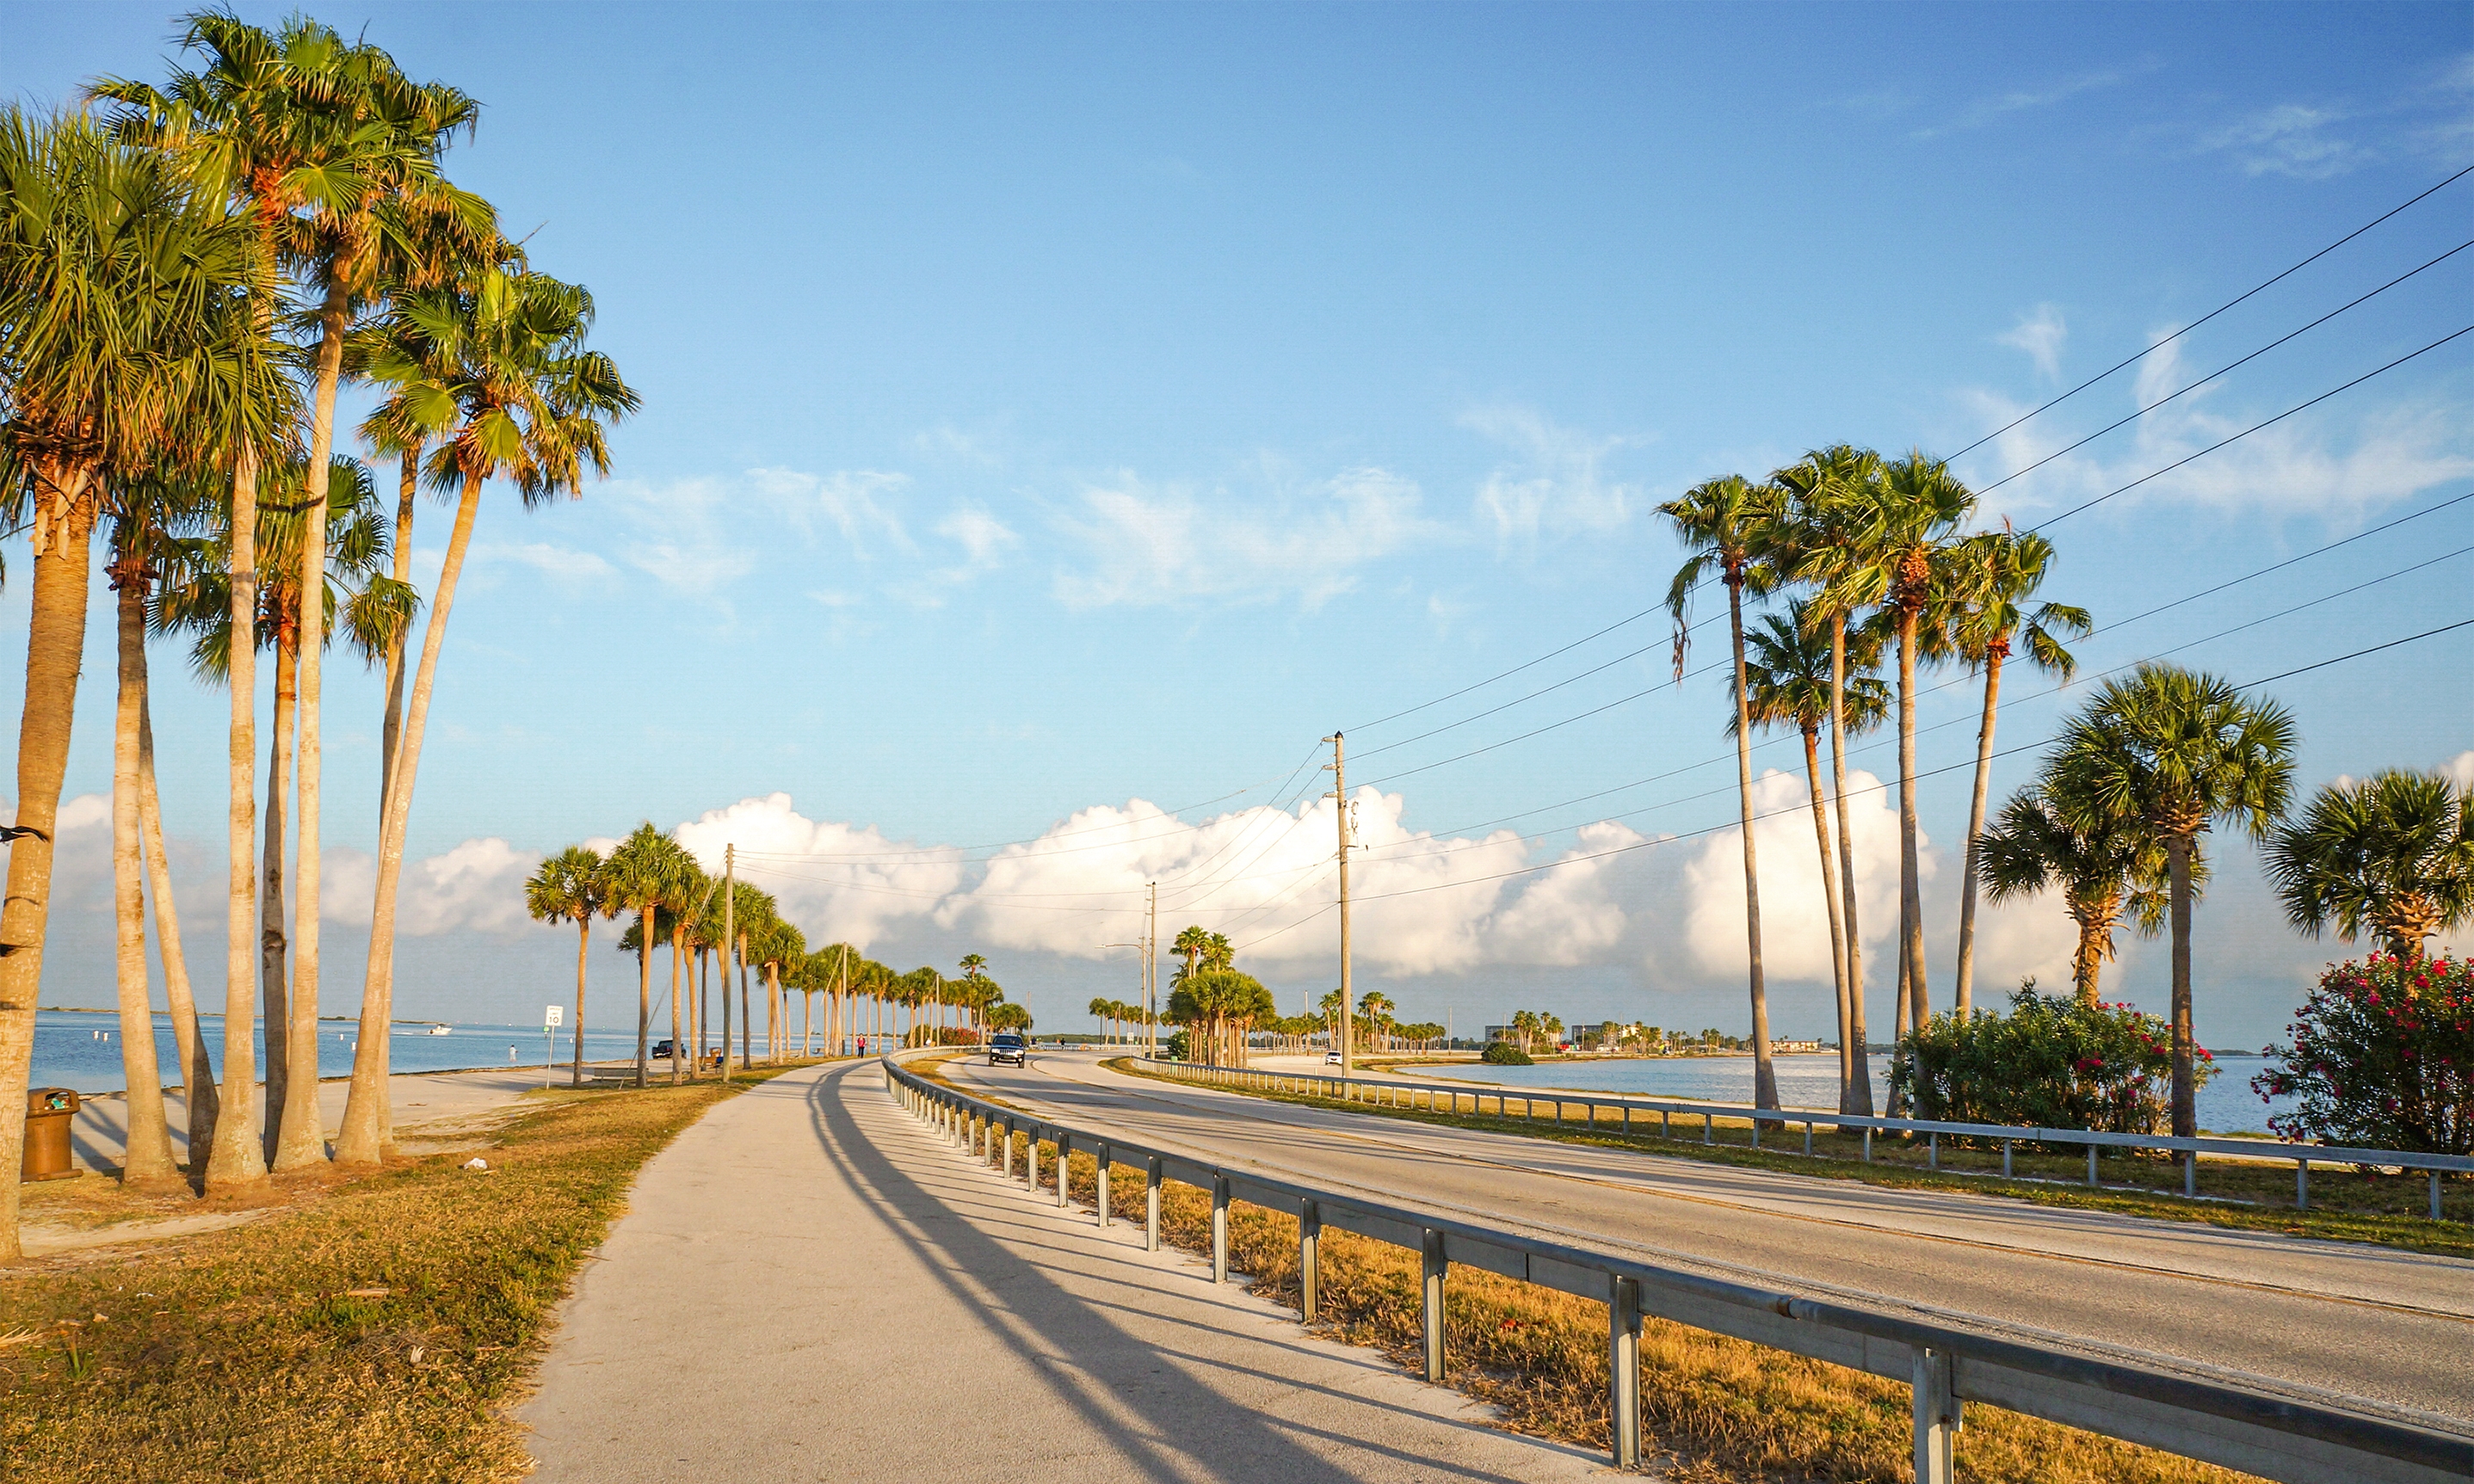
1116,1060,2474,1260
0,1068,810,1483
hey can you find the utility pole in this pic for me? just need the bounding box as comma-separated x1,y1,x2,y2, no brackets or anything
1325,733,1354,1077
721,844,735,1083
1145,880,1158,1056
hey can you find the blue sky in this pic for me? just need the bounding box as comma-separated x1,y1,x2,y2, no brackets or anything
5,3,2471,1057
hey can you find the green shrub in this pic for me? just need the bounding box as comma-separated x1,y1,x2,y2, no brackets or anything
1163,1029,1190,1062
2255,953,2473,1155
1892,983,2209,1142
1481,1040,1533,1066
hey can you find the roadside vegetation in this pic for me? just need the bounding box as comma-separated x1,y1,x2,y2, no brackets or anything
0,1075,792,1482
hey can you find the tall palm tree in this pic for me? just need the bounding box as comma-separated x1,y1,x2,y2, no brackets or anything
104,511,187,1186
0,108,285,1247
1734,600,1888,1107
1773,445,1885,1111
336,266,636,1163
2054,665,2295,1136
1662,473,1786,1110
527,847,609,1087
1940,528,2089,1014
1817,451,1975,1045
2267,770,2474,963
1977,774,2182,1005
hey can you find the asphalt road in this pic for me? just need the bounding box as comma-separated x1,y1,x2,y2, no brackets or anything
521,1059,1604,1483
948,1048,2474,1432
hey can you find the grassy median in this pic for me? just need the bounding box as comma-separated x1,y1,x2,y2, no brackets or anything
910,1056,2259,1481
0,1066,814,1484
1117,1059,2472,1260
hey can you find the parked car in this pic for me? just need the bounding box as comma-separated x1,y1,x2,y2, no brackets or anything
1323,1050,1344,1066
988,1033,1029,1068
651,1040,676,1059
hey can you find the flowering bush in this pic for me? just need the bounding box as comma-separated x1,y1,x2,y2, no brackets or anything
1892,983,2209,1142
2255,954,2473,1155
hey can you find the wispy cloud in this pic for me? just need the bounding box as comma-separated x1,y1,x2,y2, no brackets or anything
1051,465,1436,609
2199,103,2374,180
1998,305,2070,381
1911,65,2150,140
1464,406,1640,544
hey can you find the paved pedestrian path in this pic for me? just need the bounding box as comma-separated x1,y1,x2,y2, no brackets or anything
520,1060,1603,1483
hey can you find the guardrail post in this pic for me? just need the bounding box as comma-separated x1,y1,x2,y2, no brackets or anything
1608,1273,1642,1469
1804,1119,1813,1156
1420,1228,1447,1383
1751,1113,1761,1148
1058,1134,1072,1209
1928,1131,1937,1170
1912,1345,1959,1484
1146,1157,1163,1252
1097,1145,1112,1228
1862,1126,1872,1162
2297,1159,2310,1211
1027,1130,1040,1192
1211,1175,1231,1283
1002,1118,1015,1178
2088,1145,2098,1186
2434,1171,2445,1222
1299,1200,1321,1319
2002,1139,2013,1177
2183,1151,2196,1199
1704,1112,1712,1144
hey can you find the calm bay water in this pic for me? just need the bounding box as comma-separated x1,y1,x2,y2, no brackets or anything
1423,1051,2296,1136
30,1009,652,1093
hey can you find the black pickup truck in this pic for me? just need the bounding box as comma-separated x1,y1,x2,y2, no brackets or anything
987,1032,1029,1068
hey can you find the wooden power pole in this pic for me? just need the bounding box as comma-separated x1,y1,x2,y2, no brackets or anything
1327,732,1353,1077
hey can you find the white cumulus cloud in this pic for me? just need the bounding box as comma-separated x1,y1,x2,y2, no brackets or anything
673,793,964,951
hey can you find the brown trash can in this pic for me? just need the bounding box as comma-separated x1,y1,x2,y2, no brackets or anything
22,1087,80,1182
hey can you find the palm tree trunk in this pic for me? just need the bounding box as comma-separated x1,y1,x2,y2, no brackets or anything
139,698,217,1159
207,451,268,1192
1727,577,1778,1111
571,918,590,1088
259,638,295,1168
668,929,683,1086
1952,643,2006,1018
277,281,349,1173
113,570,179,1185
1896,608,1930,1041
739,942,752,1068
379,444,417,828
719,938,732,1080
0,463,100,1259
2166,834,2197,1139
1801,724,1853,1105
1828,613,1871,1116
336,465,487,1166
2070,904,2107,1007
634,912,651,1090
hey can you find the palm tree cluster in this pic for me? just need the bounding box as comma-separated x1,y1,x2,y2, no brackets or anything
526,835,1027,1081
1665,446,2087,1117
0,11,639,1259
1669,446,2471,1138
1086,997,1155,1045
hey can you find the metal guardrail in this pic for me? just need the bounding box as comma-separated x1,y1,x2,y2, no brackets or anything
1135,1056,2474,1221
881,1055,2469,1484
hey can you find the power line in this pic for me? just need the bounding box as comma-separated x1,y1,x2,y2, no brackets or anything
1950,164,2474,462
2029,323,2474,531
1974,239,2472,499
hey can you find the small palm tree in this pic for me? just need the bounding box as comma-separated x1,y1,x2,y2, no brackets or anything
1940,528,2089,1013
527,847,610,1087
2054,665,2295,1136
1663,473,1786,1109
1977,777,2184,1005
602,824,677,1089
1735,599,1888,1109
2267,770,2474,962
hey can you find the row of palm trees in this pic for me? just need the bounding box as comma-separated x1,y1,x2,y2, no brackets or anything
0,12,638,1261
525,834,1026,1085
1673,444,2473,1137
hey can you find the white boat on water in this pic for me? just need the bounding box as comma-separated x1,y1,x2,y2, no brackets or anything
423,1025,453,1036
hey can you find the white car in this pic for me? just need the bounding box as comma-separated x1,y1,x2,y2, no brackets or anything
1323,1050,1344,1066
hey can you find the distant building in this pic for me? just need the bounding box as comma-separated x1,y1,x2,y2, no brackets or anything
1770,1038,1827,1053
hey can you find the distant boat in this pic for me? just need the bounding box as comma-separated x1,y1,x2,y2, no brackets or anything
424,1025,452,1036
